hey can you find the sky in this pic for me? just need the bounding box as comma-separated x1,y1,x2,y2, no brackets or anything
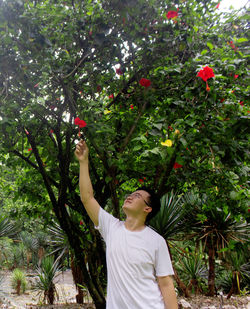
220,0,248,10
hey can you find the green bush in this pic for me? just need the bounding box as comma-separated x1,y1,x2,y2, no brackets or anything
34,256,60,304
11,268,27,295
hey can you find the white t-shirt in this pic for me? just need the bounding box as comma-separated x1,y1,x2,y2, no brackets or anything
95,207,174,309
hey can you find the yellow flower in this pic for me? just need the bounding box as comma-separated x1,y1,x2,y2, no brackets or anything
161,139,173,147
104,110,112,114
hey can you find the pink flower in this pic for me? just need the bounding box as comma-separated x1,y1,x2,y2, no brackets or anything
166,10,178,19
139,78,151,88
216,2,220,9
34,83,39,88
239,101,244,106
197,66,215,82
173,162,183,169
28,148,32,151
234,74,239,79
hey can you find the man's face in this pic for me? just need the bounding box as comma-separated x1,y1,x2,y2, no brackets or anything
122,190,152,217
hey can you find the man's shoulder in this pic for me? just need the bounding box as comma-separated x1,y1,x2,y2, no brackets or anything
146,226,165,242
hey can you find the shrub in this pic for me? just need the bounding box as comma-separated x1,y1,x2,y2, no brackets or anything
11,268,27,295
34,256,60,304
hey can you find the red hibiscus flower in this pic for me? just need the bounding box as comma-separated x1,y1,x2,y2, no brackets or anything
139,179,144,184
197,66,215,82
116,67,123,75
220,98,225,103
74,117,87,128
75,117,87,137
173,162,183,169
139,78,151,88
130,104,134,110
239,101,244,106
109,94,114,99
166,10,178,19
28,148,32,151
234,74,239,79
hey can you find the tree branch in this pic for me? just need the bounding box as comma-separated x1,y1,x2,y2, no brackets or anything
120,99,149,153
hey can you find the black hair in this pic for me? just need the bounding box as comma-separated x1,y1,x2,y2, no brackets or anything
135,186,161,223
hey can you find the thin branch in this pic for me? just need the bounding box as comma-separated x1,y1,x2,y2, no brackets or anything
61,50,92,79
119,99,149,152
10,149,59,188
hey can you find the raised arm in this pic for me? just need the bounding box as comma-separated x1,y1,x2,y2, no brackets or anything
75,140,100,226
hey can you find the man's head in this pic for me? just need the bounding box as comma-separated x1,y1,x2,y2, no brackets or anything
122,187,161,224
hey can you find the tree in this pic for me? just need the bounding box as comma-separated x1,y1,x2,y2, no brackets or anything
183,191,249,296
0,0,249,306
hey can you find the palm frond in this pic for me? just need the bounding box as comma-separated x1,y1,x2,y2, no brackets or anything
149,191,186,239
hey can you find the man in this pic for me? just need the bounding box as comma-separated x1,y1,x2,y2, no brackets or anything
75,139,178,309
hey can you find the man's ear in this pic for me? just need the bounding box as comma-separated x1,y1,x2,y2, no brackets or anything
144,206,152,214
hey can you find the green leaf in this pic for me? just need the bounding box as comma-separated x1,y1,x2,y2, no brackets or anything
236,38,248,43
201,49,208,55
207,42,214,50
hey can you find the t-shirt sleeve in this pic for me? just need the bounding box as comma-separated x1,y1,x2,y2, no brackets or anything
155,237,174,277
95,207,119,242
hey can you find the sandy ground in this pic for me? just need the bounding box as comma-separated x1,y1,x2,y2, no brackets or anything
0,269,249,308
0,269,94,308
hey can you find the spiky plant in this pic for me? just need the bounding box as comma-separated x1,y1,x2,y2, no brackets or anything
149,191,187,239
221,250,250,298
20,231,39,269
0,217,18,238
0,237,13,269
12,243,26,269
34,256,60,304
183,191,249,296
47,221,69,264
176,244,207,295
11,268,27,295
47,221,85,303
149,191,190,297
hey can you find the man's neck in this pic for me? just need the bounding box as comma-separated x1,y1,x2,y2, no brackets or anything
124,217,146,232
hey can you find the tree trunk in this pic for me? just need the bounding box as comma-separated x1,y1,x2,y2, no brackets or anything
48,285,55,304
227,271,241,299
174,270,190,298
62,220,106,308
16,280,21,295
71,254,85,304
166,241,190,298
207,238,215,296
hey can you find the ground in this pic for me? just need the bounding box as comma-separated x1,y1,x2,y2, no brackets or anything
0,270,249,308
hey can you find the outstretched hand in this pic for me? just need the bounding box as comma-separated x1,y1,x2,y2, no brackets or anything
75,140,89,163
